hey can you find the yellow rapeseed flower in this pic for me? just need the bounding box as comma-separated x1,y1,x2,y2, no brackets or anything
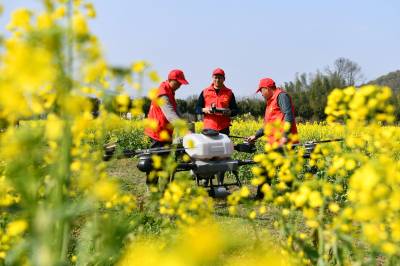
132,61,147,73
328,203,340,213
7,219,28,236
93,180,118,202
159,130,170,141
381,242,397,255
239,186,250,198
306,220,319,229
148,70,161,82
85,3,96,18
52,6,66,19
45,114,64,140
115,94,131,112
308,191,323,208
151,155,162,169
73,13,89,36
6,8,31,31
37,12,54,29
148,88,159,100
84,59,107,83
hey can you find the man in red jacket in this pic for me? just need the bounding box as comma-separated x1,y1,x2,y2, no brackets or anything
195,68,239,187
246,77,298,145
246,78,298,199
195,68,239,136
145,69,189,148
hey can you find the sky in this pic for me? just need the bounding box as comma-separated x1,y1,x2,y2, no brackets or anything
1,0,400,99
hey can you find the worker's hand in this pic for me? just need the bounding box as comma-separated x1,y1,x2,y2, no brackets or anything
246,135,257,143
202,107,212,114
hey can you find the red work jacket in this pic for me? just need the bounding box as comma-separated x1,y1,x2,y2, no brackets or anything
264,88,298,144
145,81,177,141
202,85,233,131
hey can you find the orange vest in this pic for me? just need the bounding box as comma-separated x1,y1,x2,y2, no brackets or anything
264,88,298,144
202,85,233,131
145,81,177,141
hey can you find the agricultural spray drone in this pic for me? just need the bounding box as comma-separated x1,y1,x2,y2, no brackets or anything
103,129,342,197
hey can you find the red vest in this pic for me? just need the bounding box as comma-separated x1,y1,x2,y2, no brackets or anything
145,81,177,141
264,88,298,144
202,85,233,131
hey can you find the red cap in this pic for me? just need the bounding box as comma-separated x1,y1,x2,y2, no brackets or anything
212,68,225,77
256,78,276,93
168,69,189,85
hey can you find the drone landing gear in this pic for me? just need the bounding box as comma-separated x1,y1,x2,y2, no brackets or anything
193,171,242,198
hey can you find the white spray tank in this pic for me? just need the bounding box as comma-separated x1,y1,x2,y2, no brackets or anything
183,132,234,160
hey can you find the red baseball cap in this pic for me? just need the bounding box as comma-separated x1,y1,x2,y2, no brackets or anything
212,68,225,77
168,69,189,85
256,78,276,93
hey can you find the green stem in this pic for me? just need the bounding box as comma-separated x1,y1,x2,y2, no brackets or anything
317,201,326,266
67,0,73,81
250,219,261,249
